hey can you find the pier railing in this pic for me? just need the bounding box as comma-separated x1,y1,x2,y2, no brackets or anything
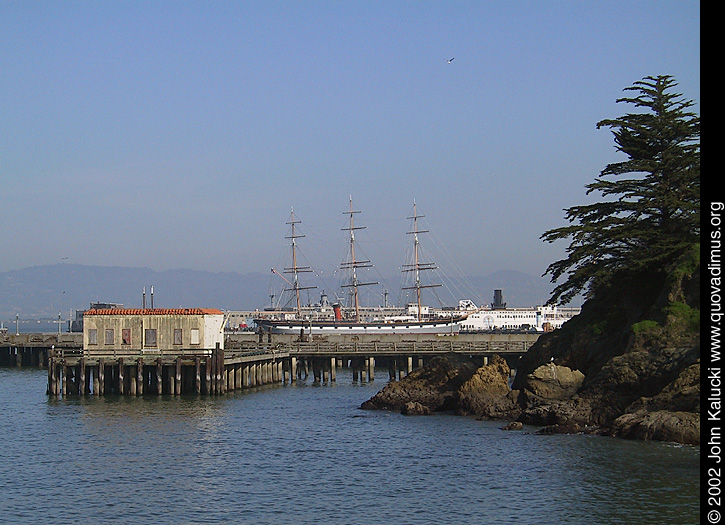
226,340,534,355
55,347,215,360
53,347,291,362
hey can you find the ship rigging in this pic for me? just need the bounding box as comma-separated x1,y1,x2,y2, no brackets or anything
254,199,466,335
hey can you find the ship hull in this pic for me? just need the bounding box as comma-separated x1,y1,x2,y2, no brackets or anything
254,317,464,335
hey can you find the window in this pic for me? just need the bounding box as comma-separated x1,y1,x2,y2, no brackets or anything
174,329,182,345
88,329,97,345
190,328,200,345
122,329,131,345
145,329,157,347
105,329,114,345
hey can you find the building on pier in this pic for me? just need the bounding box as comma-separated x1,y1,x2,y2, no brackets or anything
83,308,225,353
46,307,286,397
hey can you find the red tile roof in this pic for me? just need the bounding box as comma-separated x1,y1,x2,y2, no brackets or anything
84,308,224,316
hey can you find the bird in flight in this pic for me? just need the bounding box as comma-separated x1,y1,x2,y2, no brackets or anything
447,57,455,64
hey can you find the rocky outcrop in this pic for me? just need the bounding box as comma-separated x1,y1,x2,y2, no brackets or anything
512,264,700,445
607,360,701,445
360,353,479,413
456,355,521,420
361,263,700,446
360,353,518,418
609,410,700,444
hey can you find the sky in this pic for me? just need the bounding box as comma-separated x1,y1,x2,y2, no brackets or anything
1,1,700,286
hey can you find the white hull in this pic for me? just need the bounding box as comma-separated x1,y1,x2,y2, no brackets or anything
457,305,580,332
255,318,463,335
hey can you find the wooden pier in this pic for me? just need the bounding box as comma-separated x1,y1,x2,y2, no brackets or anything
2,331,540,396
44,344,289,397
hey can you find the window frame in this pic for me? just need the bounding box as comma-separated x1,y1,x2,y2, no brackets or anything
144,328,157,347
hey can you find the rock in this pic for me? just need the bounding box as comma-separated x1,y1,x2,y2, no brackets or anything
536,421,582,435
522,363,585,401
610,410,700,445
457,355,521,420
624,361,700,414
360,353,479,413
502,421,523,431
401,402,431,415
360,353,520,419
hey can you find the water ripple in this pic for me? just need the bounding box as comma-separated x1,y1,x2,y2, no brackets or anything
0,368,699,524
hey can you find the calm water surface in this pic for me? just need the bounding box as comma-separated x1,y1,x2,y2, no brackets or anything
0,367,699,524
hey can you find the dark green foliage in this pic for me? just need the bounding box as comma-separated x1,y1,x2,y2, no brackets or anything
542,75,700,304
631,319,660,335
663,301,700,334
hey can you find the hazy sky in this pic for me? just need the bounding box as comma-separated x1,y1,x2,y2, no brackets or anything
1,1,700,283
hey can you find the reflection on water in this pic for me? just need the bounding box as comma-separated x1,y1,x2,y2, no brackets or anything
1,368,699,524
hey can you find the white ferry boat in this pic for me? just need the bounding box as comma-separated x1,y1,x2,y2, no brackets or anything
453,292,580,332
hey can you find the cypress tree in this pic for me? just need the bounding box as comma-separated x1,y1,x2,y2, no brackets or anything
542,75,700,304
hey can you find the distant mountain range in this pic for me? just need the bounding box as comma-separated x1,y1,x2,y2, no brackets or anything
0,264,558,321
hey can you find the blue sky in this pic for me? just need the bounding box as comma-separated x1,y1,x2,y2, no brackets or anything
1,1,700,285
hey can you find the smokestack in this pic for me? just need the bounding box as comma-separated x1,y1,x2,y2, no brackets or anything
143,286,146,309
151,286,154,309
493,289,506,310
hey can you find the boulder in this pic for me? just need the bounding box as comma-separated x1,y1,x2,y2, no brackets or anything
457,355,521,420
502,421,523,431
522,363,584,401
361,353,524,421
536,421,582,435
610,410,700,445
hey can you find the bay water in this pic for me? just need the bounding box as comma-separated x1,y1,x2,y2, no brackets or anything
0,367,699,524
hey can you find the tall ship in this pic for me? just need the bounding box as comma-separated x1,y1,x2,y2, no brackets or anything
253,199,467,335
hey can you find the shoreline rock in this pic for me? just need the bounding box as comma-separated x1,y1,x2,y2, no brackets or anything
360,334,699,445
401,401,431,415
360,353,478,413
609,410,700,445
502,421,523,431
361,242,700,446
456,355,521,420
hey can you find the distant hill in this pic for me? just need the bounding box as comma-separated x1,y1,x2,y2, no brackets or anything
0,264,271,321
0,264,559,321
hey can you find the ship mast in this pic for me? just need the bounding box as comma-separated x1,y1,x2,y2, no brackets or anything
340,196,377,322
283,208,316,317
402,201,441,321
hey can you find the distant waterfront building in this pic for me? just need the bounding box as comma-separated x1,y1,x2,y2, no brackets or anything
70,302,124,332
83,308,225,354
